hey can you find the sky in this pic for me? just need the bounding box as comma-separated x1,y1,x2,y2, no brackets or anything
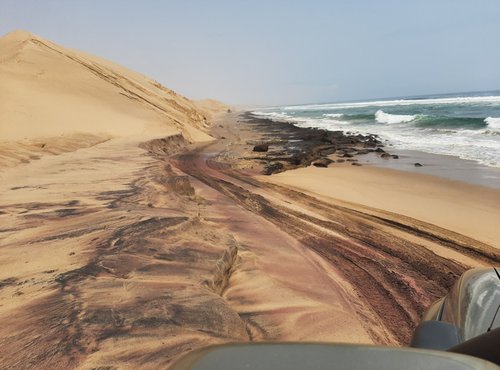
1,0,500,106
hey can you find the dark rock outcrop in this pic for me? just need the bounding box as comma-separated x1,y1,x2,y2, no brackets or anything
312,158,333,168
264,162,284,175
241,112,391,175
253,144,269,152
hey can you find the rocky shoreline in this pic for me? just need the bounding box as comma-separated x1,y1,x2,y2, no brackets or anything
239,112,399,175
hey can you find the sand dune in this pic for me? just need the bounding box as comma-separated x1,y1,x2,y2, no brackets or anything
193,99,230,120
0,30,219,169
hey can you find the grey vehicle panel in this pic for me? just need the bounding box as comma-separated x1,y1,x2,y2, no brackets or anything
439,268,500,341
412,267,500,357
169,343,499,370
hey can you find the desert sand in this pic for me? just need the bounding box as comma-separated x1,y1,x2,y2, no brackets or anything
1,31,499,369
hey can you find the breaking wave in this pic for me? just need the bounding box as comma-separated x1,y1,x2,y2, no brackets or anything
281,95,500,111
251,111,292,120
485,117,500,130
375,110,417,124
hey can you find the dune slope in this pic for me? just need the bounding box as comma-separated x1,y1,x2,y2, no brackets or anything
0,30,215,168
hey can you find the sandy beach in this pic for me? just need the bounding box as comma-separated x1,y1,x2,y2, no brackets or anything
1,31,500,369
263,164,500,248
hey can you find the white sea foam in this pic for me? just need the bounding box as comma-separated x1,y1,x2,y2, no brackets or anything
292,117,349,131
323,113,344,118
375,110,417,124
280,95,500,111
251,111,292,120
485,117,500,130
252,111,348,128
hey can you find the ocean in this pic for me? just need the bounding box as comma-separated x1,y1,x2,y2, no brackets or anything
252,91,500,169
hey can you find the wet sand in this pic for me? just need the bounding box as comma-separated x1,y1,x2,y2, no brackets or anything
1,112,499,368
358,149,500,189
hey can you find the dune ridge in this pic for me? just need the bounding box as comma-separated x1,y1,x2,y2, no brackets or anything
193,99,230,120
0,30,226,169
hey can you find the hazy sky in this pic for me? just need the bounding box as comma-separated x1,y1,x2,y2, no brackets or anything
1,0,500,105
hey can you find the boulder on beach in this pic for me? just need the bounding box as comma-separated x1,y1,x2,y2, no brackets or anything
264,161,284,175
355,149,370,155
340,152,354,158
290,156,302,165
253,144,269,152
414,162,423,167
364,139,378,147
319,147,337,156
312,158,333,168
